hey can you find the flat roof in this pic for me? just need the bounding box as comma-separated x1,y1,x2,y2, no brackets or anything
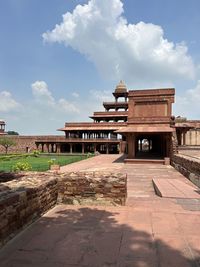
116,126,174,133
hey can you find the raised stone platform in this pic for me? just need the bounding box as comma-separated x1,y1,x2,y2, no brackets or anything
124,158,165,164
153,178,200,199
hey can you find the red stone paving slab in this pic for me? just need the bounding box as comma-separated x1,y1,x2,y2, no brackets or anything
1,155,200,267
1,205,200,267
153,178,200,199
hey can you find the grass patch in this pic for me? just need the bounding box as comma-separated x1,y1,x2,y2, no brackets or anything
0,154,92,172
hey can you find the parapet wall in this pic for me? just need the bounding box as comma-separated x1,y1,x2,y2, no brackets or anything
0,171,127,247
171,154,200,188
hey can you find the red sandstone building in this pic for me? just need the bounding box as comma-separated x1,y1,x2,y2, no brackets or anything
36,81,177,163
1,81,200,156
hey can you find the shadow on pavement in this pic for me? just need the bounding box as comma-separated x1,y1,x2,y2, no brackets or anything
0,206,199,267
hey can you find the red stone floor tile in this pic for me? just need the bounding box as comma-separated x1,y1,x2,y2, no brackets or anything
1,155,200,267
155,236,194,267
152,212,181,236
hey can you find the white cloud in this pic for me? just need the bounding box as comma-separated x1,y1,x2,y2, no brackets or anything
31,80,79,114
31,81,55,105
174,80,200,119
1,81,81,134
43,0,196,86
187,80,200,101
72,92,79,98
58,98,80,113
0,91,21,112
90,89,113,102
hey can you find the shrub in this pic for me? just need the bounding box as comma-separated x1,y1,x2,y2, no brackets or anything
48,158,57,166
12,162,32,172
32,150,40,157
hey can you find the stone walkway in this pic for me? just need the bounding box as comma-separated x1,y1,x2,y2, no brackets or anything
0,155,200,267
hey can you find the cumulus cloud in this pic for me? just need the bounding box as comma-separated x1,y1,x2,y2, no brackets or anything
31,80,79,113
43,0,196,86
31,81,55,105
0,91,21,112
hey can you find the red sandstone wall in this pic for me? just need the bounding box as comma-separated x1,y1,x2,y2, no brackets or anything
0,135,64,154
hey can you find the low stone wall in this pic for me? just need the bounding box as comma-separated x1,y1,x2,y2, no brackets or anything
0,172,58,247
0,171,127,247
58,172,127,206
171,154,200,187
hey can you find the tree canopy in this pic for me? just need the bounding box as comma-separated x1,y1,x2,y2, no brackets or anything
0,138,16,154
7,131,19,135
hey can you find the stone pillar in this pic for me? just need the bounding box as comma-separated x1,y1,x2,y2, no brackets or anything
183,131,186,145
127,133,135,159
70,144,73,154
57,144,61,153
46,144,50,153
106,144,109,154
82,143,85,154
94,144,96,153
41,144,44,153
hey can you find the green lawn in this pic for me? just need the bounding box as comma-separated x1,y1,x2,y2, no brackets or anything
0,154,91,172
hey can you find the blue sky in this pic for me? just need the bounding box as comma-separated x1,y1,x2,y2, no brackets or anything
0,0,200,134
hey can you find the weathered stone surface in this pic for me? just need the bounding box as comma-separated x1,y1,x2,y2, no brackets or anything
0,170,127,247
0,172,58,247
58,171,127,206
171,154,200,188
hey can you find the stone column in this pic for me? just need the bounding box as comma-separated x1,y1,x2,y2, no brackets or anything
183,131,186,145
82,143,85,154
94,144,96,153
70,144,73,154
57,144,61,153
41,144,44,153
106,143,109,154
46,144,50,153
127,133,135,159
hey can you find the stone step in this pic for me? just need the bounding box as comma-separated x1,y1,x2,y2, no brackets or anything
153,178,200,199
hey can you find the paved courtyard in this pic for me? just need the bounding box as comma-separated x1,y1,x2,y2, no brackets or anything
0,155,200,267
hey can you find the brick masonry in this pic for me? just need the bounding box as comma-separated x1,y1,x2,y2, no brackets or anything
171,154,200,188
0,171,127,247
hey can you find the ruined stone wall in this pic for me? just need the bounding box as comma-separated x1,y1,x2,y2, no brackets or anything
0,135,64,153
58,172,127,206
171,154,200,188
0,173,58,247
0,171,127,247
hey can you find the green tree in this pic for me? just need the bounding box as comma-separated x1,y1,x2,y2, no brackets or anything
0,138,16,154
7,131,19,135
